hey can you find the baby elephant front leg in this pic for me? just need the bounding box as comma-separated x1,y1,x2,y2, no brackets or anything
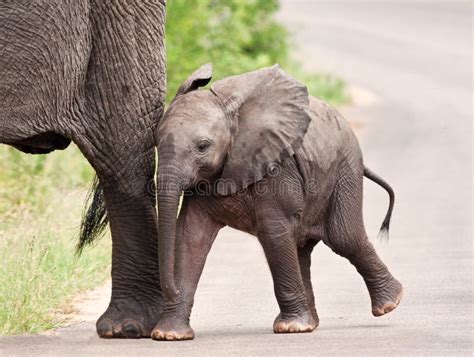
151,200,222,341
258,225,318,334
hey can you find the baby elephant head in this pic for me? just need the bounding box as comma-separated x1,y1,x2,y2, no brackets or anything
155,63,311,299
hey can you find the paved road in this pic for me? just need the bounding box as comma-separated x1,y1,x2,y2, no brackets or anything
1,1,472,355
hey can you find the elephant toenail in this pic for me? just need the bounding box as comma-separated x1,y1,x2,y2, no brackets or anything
151,329,163,340
288,324,298,332
96,319,114,338
165,332,177,340
123,320,141,338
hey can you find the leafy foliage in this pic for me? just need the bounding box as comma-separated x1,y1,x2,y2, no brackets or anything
167,0,287,101
166,0,346,104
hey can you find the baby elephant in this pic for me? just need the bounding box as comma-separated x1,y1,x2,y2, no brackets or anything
152,64,403,340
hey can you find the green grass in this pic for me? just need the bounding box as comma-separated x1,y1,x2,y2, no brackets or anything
0,0,347,336
0,146,111,335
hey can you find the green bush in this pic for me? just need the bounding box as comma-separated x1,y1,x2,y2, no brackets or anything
166,0,346,104
0,146,94,219
166,0,287,101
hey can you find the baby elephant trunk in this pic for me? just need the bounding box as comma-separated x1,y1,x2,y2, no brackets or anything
156,169,184,302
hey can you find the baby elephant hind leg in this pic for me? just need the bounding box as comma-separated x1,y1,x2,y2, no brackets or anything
326,177,403,317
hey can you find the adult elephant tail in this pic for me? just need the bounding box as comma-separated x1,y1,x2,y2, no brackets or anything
77,175,108,253
363,166,395,239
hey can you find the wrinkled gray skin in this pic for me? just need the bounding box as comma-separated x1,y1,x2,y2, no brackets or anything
153,64,403,340
0,0,166,338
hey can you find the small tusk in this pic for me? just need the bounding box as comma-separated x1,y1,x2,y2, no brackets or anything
177,191,184,218
154,146,159,214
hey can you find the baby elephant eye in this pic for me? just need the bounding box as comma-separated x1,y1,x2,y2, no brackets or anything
197,140,211,152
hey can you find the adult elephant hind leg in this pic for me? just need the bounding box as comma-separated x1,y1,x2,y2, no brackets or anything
86,147,163,339
97,184,162,338
325,176,403,317
77,0,166,338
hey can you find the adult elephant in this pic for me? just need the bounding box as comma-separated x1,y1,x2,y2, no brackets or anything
0,0,165,338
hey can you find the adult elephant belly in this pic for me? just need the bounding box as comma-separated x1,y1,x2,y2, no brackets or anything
11,132,71,154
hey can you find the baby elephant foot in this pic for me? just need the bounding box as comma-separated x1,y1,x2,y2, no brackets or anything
370,277,404,317
273,310,318,333
151,318,195,341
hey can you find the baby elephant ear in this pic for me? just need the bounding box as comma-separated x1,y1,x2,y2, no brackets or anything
211,65,311,195
176,63,213,96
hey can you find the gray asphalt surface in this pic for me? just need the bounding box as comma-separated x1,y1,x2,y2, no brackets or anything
1,1,472,356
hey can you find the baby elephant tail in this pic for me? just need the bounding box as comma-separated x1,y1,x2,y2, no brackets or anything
363,167,395,239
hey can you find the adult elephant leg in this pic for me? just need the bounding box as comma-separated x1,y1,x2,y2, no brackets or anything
98,187,161,338
77,0,166,338
89,147,162,338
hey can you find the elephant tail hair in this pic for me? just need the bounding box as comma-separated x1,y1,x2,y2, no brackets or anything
77,175,109,254
363,166,395,240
